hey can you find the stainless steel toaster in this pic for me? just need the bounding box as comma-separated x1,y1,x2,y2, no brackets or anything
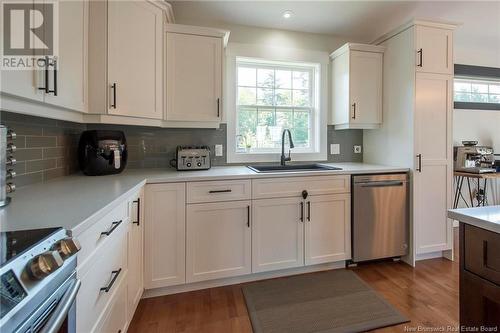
176,146,211,171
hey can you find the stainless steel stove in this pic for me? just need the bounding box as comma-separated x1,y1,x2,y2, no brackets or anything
0,227,80,333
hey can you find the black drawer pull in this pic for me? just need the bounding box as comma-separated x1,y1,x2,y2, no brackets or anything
247,205,250,228
101,220,122,236
208,189,232,194
307,201,311,221
133,198,140,226
300,202,304,222
100,268,122,293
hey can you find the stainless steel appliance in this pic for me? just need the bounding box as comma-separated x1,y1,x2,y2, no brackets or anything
351,174,409,263
78,130,127,176
0,227,81,333
0,125,16,207
176,146,211,171
454,141,495,174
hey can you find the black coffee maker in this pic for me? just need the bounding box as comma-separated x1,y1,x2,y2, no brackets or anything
78,130,127,176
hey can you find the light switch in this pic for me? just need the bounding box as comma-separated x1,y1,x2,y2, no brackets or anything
215,144,223,157
330,144,340,155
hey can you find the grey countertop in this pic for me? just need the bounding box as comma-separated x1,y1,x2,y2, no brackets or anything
448,205,500,234
1,162,408,234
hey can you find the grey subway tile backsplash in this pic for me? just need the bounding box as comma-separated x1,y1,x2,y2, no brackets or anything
1,111,363,188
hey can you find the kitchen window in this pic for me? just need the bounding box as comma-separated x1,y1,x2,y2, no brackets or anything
233,57,321,158
454,64,500,111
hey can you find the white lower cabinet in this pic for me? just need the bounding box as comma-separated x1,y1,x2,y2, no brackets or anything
252,197,305,273
94,276,128,333
186,201,252,282
144,183,186,289
127,190,144,321
305,194,351,265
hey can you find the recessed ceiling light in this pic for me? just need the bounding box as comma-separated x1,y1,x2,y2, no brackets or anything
282,10,294,19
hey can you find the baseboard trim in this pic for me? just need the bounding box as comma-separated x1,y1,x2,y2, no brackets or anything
415,251,445,261
142,261,346,298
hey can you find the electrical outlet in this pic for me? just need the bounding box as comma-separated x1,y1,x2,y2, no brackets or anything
330,144,340,155
354,145,362,154
215,144,223,157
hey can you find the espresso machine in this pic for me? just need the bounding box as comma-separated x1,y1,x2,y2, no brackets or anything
454,141,495,174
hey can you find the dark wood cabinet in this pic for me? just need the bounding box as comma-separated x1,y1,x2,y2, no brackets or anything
460,223,500,330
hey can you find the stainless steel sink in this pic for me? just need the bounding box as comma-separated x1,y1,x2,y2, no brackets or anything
247,164,342,173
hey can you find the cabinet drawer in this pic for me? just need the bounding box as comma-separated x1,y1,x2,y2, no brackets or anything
252,175,350,199
94,275,128,333
76,224,128,333
464,224,500,286
187,180,251,203
77,202,128,268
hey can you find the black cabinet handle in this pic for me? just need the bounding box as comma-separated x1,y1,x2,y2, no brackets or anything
209,189,232,194
307,201,311,221
101,220,122,236
247,205,250,228
352,103,356,119
217,98,220,117
100,268,121,293
48,57,57,96
417,48,423,67
38,57,49,93
300,202,304,222
133,198,140,226
111,83,117,109
416,154,422,172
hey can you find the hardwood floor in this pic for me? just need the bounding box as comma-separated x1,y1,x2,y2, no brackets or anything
129,258,459,333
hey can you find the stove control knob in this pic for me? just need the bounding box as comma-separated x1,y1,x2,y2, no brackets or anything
186,162,192,167
27,251,64,280
52,237,81,259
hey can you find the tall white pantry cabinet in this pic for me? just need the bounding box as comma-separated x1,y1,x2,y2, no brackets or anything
363,20,457,265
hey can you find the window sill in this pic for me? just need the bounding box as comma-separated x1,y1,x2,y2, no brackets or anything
227,151,327,164
454,102,500,111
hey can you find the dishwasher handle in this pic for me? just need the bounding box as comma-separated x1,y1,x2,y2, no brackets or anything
357,180,405,188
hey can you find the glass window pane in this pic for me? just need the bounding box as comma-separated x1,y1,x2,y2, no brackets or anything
276,70,292,89
292,111,310,148
293,89,310,107
293,71,309,89
470,93,488,103
489,94,500,103
238,87,256,105
257,69,274,88
454,92,471,102
237,107,257,137
276,109,293,129
257,109,275,126
257,88,274,105
275,89,292,106
454,81,471,93
489,84,500,94
238,67,256,87
471,83,488,94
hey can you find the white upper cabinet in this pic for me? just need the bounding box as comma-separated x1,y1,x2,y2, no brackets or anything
107,1,163,119
330,43,384,130
1,0,87,112
165,24,229,124
415,25,453,75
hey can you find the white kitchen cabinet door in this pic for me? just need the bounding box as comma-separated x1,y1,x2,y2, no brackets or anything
349,50,383,125
186,201,251,282
166,32,222,122
305,194,351,265
43,0,87,112
108,1,163,119
415,25,453,75
252,197,304,273
127,190,144,320
144,183,186,289
330,44,384,130
414,72,453,254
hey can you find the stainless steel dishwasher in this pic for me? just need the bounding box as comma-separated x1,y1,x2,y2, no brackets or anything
351,173,409,263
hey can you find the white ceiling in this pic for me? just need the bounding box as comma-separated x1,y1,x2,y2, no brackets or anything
170,1,499,43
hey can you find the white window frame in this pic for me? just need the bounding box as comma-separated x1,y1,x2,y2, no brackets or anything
225,43,328,163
